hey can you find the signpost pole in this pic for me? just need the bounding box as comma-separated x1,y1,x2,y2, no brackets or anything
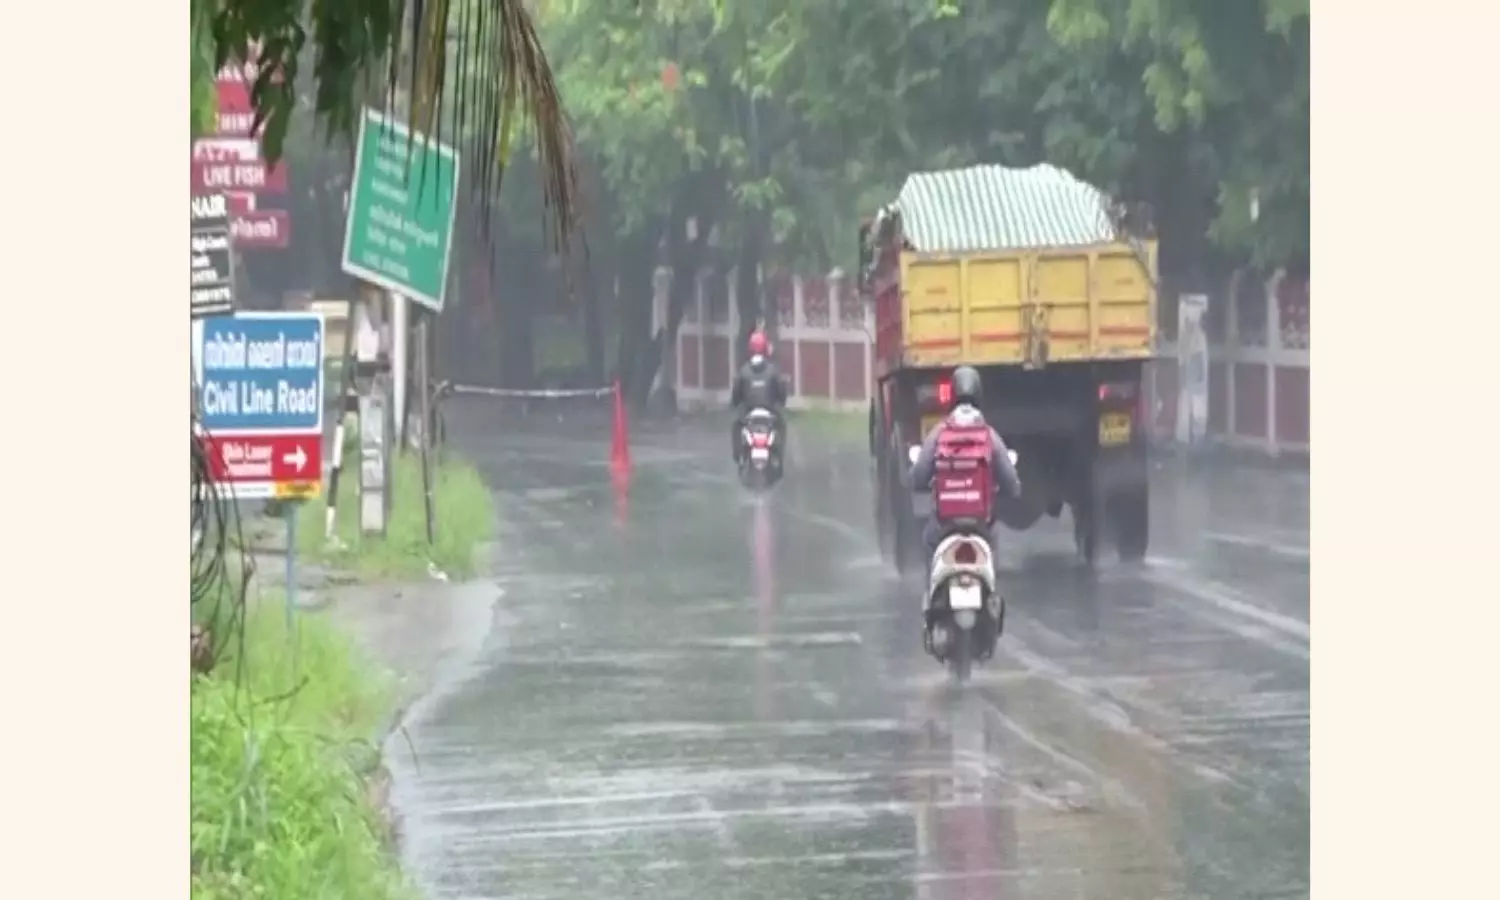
284,500,298,635
336,105,459,546
417,311,436,546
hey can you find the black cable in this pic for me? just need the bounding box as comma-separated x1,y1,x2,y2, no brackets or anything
191,409,254,676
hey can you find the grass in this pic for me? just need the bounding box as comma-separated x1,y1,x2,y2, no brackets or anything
296,448,495,580
786,407,868,448
191,599,412,900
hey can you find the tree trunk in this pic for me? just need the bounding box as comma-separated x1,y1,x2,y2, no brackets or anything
581,245,607,387
614,225,658,409
734,214,766,352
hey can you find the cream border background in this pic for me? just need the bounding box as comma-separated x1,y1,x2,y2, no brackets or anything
0,1,1494,898
1,0,187,893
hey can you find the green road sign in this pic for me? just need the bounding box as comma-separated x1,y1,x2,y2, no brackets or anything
341,108,460,312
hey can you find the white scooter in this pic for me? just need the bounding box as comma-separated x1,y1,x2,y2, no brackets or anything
738,408,784,491
909,446,1015,682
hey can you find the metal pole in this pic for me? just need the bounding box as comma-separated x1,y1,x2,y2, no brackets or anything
417,311,436,545
284,500,298,634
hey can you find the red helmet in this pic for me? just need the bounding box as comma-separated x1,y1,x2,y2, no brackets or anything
747,330,770,357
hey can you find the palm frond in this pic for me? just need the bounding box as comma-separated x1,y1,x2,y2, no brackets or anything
213,0,583,253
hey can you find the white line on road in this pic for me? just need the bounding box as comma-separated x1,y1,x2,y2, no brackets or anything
1204,530,1310,561
1140,559,1310,642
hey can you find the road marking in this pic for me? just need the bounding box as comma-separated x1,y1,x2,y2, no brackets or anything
1204,530,1310,561
1141,560,1310,642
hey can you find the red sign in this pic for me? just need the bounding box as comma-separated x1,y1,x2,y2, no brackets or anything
226,192,256,214
192,159,288,194
216,80,252,114
216,110,257,137
231,210,290,249
193,138,260,164
202,433,322,488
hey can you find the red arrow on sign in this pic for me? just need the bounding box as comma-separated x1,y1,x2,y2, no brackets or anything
201,433,323,486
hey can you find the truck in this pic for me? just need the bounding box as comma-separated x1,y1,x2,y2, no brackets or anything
858,163,1158,568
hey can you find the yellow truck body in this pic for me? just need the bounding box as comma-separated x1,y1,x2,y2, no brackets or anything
871,163,1158,371
900,242,1157,368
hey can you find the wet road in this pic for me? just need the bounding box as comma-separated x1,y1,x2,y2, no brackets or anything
386,415,1309,900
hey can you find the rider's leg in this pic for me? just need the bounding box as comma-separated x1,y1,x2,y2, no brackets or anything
987,520,1004,583
922,517,941,587
987,519,1006,635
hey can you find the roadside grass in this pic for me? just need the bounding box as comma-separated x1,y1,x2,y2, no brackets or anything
787,407,867,448
296,447,494,580
190,599,411,900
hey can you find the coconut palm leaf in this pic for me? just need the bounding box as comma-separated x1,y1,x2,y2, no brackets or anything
211,0,581,250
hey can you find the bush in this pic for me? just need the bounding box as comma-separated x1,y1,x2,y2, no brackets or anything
297,448,494,579
191,602,410,900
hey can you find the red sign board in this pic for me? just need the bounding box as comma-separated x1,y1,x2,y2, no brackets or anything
201,433,323,491
216,80,252,114
216,110,257,137
231,210,291,249
226,192,256,214
192,159,288,194
193,138,259,164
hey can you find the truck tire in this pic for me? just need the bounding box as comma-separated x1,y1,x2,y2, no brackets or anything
1073,502,1100,567
895,506,918,577
1071,484,1103,568
1109,488,1149,563
875,474,894,565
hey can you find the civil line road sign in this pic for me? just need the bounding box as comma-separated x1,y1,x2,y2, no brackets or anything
195,311,326,499
340,107,460,313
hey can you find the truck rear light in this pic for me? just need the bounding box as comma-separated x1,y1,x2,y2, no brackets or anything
936,379,952,406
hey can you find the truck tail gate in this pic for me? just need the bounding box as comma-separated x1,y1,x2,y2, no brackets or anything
901,246,1154,368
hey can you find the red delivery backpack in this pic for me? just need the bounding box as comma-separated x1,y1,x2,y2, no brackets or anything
932,418,995,524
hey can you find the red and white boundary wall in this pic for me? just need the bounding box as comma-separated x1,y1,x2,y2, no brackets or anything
659,266,1309,459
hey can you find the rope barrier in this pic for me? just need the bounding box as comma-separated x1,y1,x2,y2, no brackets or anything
439,382,616,401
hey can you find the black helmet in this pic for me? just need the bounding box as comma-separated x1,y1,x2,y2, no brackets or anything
951,365,983,409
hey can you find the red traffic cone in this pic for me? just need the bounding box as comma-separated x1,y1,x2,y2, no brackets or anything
611,465,630,529
609,379,631,477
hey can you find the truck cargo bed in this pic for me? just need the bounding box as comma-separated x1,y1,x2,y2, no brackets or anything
901,244,1155,368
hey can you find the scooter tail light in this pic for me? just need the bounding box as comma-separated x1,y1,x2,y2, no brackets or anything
953,541,978,565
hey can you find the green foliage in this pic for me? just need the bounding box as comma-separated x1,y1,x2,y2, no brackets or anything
538,0,1306,273
190,0,219,137
1045,0,1309,267
297,450,495,579
191,603,411,900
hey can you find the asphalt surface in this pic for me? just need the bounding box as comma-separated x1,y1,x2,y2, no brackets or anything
385,410,1309,900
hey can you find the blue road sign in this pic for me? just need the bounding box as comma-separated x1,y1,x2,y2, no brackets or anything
196,312,326,434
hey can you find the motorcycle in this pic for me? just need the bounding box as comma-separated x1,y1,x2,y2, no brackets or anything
738,408,784,490
909,445,1014,682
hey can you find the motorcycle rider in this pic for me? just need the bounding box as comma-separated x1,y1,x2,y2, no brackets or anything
729,330,789,465
909,365,1022,584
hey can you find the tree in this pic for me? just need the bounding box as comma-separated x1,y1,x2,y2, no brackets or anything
1045,0,1309,270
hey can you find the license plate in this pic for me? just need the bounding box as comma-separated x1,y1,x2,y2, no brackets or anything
1098,412,1132,446
949,583,983,611
750,447,769,461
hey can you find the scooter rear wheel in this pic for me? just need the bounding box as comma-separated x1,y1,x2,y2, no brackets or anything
947,632,972,683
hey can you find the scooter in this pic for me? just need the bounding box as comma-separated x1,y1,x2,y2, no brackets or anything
910,446,1014,682
738,408,784,491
